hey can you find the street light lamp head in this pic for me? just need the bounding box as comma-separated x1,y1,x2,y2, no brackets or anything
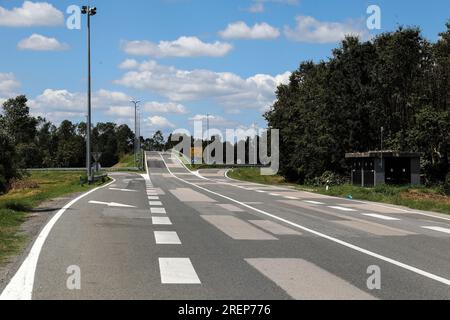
90,7,97,16
81,6,88,14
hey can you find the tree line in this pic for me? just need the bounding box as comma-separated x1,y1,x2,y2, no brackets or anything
265,23,450,185
0,95,136,193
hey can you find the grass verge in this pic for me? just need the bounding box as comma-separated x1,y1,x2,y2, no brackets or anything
228,168,450,215
0,171,108,264
113,153,137,168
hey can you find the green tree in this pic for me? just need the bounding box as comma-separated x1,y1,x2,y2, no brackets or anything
0,132,19,193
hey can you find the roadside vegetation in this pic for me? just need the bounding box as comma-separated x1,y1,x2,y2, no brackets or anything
265,23,450,187
228,168,450,215
0,171,107,264
0,96,136,193
113,153,138,168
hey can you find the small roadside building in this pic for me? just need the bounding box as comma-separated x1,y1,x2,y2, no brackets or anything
345,151,421,187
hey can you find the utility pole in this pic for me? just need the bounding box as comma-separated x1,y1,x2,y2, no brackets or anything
130,100,141,168
81,5,97,183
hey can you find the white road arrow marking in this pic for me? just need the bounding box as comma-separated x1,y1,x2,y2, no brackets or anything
89,201,136,208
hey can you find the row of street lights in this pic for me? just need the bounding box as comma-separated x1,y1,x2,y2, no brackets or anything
82,6,142,182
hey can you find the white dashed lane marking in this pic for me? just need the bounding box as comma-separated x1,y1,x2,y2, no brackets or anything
109,188,138,192
304,201,325,205
151,207,167,214
328,206,357,212
148,196,159,200
363,213,401,221
422,226,450,235
154,231,181,244
152,217,172,226
159,258,201,284
149,201,163,206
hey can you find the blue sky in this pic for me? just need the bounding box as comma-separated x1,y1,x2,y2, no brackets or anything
0,0,449,137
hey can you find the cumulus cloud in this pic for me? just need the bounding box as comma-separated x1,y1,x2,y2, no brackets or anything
115,60,290,113
143,101,188,114
30,89,85,111
0,1,64,27
18,34,69,51
121,36,233,58
189,114,237,128
105,101,187,118
146,116,175,129
105,106,134,118
284,15,369,43
219,21,280,40
26,87,184,126
119,59,139,69
0,72,21,98
28,89,133,123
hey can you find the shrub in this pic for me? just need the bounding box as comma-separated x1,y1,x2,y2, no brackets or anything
308,171,347,187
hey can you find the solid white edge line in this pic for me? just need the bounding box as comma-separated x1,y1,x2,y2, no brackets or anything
0,177,116,300
162,152,450,287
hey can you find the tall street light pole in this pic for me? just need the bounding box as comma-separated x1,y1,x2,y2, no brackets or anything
130,100,141,167
206,114,210,164
82,5,97,183
137,107,141,168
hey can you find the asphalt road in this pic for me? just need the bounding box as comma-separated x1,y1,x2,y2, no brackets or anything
1,151,450,300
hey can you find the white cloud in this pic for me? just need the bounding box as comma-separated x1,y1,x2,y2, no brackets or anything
284,15,369,43
189,114,237,128
146,116,175,129
95,89,132,104
115,60,290,113
105,101,187,118
28,89,133,124
30,89,85,112
105,106,134,118
119,59,139,69
219,21,280,40
0,1,64,27
0,72,21,98
18,34,68,51
122,36,233,58
143,101,188,114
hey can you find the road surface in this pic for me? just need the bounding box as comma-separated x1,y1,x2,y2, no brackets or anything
1,151,450,300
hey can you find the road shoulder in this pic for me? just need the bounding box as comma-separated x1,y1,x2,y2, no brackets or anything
0,192,89,292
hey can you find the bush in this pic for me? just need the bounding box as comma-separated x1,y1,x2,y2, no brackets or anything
308,171,347,187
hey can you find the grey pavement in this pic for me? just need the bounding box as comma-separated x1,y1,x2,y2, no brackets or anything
1,151,449,300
